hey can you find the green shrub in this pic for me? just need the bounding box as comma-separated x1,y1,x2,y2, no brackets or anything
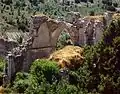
13,72,29,93
113,3,118,7
0,57,6,85
30,59,59,83
89,11,95,16
56,31,71,49
84,19,120,93
0,57,5,72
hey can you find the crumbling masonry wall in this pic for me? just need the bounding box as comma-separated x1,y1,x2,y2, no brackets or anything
3,11,116,84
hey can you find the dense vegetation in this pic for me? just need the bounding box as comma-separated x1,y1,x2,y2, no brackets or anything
0,58,5,86
56,31,72,50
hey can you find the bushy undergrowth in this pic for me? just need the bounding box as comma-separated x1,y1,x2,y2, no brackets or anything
10,59,89,93
0,57,6,86
56,31,71,49
84,19,120,93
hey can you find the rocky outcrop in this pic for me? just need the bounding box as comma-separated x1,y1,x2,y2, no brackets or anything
49,46,84,69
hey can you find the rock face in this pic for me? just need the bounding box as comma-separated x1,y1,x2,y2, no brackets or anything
49,46,84,69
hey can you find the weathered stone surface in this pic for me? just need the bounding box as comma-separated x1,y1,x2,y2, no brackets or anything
29,13,106,59
104,11,114,25
0,38,6,57
32,22,51,48
30,14,48,30
0,38,18,57
72,15,105,45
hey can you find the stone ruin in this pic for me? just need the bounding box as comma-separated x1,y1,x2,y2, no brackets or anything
2,11,118,85
0,38,18,58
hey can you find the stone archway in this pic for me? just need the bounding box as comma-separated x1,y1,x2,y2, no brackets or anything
21,15,105,72
24,16,105,72
22,19,76,72
29,16,77,59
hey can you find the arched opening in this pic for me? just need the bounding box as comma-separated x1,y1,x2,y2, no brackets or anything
56,29,73,50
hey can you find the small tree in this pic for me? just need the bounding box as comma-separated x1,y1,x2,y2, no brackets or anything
89,0,93,3
106,6,116,12
3,0,12,5
89,11,95,16
113,3,118,7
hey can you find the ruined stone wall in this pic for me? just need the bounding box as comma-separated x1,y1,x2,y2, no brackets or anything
0,39,6,57
25,13,106,63
3,11,119,84
83,19,104,45
0,38,18,58
104,11,114,26
71,15,105,45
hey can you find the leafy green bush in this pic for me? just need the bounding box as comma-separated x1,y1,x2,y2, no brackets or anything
30,59,59,83
113,3,118,7
13,72,29,93
12,58,90,93
0,57,6,85
89,11,95,16
56,31,71,49
12,59,60,93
